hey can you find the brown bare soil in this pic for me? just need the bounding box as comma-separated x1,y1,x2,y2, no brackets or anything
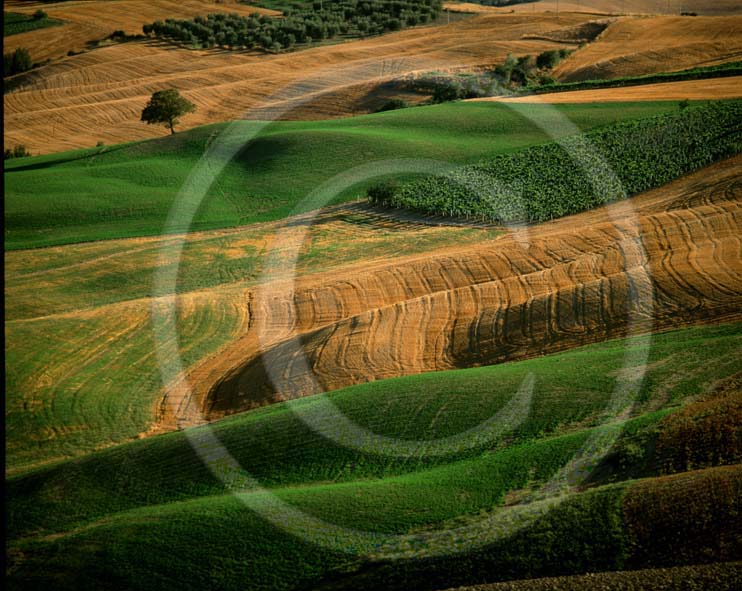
1,11,611,154
157,156,742,428
479,75,742,103
3,0,278,63
553,15,742,82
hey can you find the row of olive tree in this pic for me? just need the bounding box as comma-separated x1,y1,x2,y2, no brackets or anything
142,0,443,52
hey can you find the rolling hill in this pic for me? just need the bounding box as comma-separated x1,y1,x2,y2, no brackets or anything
4,5,741,589
7,322,741,590
4,100,680,249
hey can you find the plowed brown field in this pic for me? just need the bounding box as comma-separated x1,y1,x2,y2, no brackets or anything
156,157,742,426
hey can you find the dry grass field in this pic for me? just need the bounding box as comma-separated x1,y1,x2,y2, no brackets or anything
553,15,742,82
3,0,278,62
4,9,598,154
5,2,739,155
480,75,742,102
445,1,742,16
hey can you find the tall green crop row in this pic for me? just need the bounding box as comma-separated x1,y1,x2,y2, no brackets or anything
374,102,742,223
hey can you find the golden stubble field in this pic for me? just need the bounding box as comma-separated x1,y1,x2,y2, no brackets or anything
5,0,741,154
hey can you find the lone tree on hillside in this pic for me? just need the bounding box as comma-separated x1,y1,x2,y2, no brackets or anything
140,89,195,135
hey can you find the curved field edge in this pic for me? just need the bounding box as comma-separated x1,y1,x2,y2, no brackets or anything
7,321,741,538
4,100,681,250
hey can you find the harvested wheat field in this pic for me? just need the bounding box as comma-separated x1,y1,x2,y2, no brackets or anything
481,75,742,103
6,7,742,153
3,0,278,63
170,156,742,425
4,11,604,154
553,15,742,82
445,1,742,16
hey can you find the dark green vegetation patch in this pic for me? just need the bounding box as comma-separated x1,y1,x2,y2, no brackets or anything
530,61,742,95
373,101,742,222
3,11,63,37
142,0,443,52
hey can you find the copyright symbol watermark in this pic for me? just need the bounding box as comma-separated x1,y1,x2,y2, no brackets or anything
151,60,654,559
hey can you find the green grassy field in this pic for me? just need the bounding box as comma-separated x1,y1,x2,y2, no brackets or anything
4,11,63,36
7,322,741,590
5,214,501,473
4,101,683,250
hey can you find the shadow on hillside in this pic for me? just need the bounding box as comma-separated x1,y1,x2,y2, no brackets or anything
5,144,131,173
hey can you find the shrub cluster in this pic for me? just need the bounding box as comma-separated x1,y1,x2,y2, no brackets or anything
4,145,31,160
370,101,742,223
374,98,410,112
142,0,442,52
3,47,32,77
403,50,569,105
459,0,538,5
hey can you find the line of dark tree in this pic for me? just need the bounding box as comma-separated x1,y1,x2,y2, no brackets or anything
141,0,443,52
3,47,32,77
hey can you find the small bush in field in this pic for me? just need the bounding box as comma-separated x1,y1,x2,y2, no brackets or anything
375,98,410,112
367,179,399,205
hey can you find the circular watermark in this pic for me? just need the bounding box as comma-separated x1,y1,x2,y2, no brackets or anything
151,58,654,560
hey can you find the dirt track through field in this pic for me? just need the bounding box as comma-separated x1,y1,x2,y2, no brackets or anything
155,157,742,427
477,76,742,103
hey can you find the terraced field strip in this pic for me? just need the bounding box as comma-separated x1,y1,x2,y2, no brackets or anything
5,154,741,474
5,210,500,473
